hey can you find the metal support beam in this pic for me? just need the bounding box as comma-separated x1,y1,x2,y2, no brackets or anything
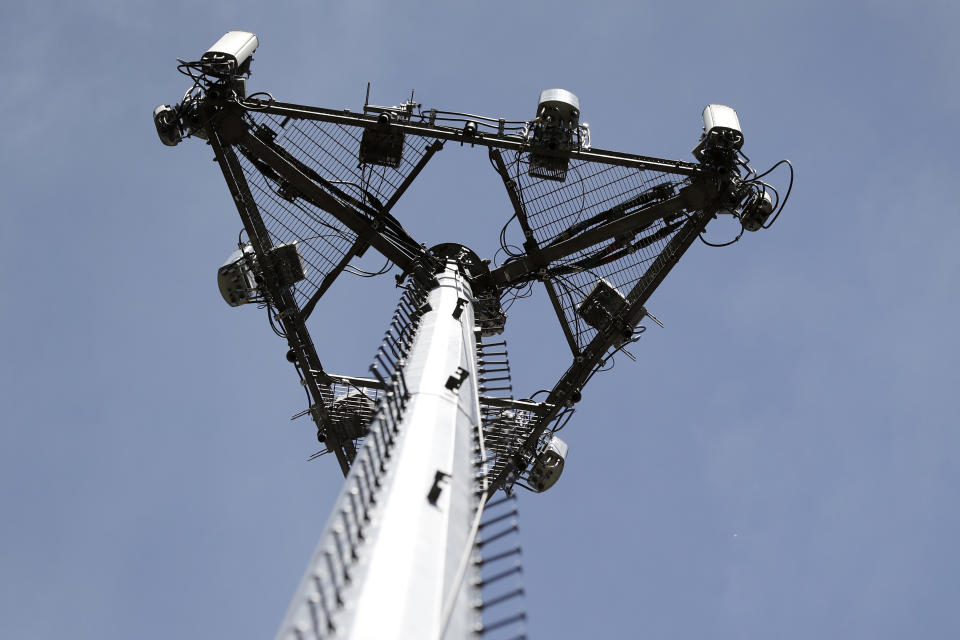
299,246,360,321
238,98,705,176
384,139,444,212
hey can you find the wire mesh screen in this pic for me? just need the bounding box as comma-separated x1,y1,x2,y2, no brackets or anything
235,149,354,308
232,110,438,308
505,153,693,350
317,380,384,455
548,226,683,350
480,403,538,485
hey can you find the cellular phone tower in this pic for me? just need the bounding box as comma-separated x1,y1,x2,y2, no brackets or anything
154,31,792,640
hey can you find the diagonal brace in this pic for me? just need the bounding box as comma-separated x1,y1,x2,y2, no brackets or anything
484,182,709,289
226,114,425,273
486,207,717,493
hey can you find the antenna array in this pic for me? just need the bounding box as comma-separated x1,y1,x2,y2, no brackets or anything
155,31,792,639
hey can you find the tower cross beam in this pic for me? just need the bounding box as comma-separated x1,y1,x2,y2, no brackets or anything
240,99,705,177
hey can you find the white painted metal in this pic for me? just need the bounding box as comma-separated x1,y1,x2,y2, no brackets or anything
702,104,742,142
537,88,581,124
202,31,259,73
274,263,484,639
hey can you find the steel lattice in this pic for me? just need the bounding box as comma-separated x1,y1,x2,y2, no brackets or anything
504,152,692,350
233,110,437,309
480,404,538,483
317,381,383,456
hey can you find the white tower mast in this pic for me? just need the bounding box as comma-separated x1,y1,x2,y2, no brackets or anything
274,264,488,639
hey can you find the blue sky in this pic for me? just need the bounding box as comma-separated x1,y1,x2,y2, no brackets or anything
1,2,958,638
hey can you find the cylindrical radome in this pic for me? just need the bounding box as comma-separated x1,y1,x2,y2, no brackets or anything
537,88,581,127
201,31,259,73
274,263,484,640
702,104,743,147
